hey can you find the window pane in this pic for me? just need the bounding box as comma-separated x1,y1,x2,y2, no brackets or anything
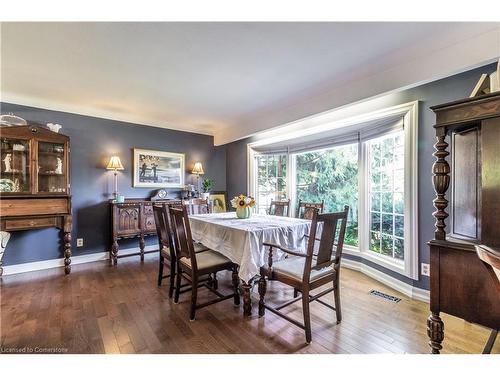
394,215,404,237
255,154,287,214
368,130,405,261
295,143,358,246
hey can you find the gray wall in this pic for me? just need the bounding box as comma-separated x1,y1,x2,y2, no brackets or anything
226,63,498,291
1,103,227,265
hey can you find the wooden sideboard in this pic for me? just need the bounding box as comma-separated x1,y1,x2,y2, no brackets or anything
110,198,182,264
427,92,500,353
0,125,72,276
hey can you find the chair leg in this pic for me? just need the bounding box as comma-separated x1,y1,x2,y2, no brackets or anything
483,329,498,354
293,288,299,298
190,275,198,321
157,255,164,286
333,278,342,323
232,266,240,306
169,258,176,299
302,289,312,344
174,265,182,304
213,272,218,290
258,276,267,317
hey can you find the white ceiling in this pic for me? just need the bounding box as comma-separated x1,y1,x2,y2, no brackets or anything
1,22,499,144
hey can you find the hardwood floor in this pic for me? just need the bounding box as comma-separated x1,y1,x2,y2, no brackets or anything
1,254,498,354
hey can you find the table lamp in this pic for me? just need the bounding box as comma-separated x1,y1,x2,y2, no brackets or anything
106,156,124,200
191,162,204,197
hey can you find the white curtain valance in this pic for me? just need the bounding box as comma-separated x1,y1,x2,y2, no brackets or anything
251,114,404,155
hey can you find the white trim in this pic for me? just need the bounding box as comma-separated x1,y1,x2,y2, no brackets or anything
342,258,429,303
2,245,158,276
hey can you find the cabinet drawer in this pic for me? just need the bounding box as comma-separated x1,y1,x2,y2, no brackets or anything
5,217,58,230
1,198,70,217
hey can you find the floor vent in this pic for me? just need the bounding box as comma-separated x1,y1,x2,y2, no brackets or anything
369,290,401,303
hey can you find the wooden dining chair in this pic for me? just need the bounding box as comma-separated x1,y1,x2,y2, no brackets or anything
475,244,500,354
190,198,210,214
297,199,324,219
258,205,349,343
153,203,208,298
169,205,240,320
269,199,291,217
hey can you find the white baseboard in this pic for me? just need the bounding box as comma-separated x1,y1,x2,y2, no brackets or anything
2,245,158,276
342,258,430,303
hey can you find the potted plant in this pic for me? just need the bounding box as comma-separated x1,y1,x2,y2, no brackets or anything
201,178,215,200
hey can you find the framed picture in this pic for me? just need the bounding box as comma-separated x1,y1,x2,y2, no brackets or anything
133,148,185,188
209,191,227,213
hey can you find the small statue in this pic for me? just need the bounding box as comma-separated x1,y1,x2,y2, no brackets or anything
3,154,12,172
47,123,62,133
55,157,63,174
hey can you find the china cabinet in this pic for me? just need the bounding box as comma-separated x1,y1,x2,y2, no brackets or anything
427,92,500,353
0,125,72,275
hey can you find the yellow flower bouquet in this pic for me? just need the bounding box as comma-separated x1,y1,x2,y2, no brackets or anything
230,194,256,219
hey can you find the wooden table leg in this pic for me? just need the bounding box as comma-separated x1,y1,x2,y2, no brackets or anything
111,237,118,265
427,312,444,354
139,234,145,262
242,281,252,316
63,215,72,275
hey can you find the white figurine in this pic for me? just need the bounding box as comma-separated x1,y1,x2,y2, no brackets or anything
55,157,63,174
47,123,62,133
3,154,12,172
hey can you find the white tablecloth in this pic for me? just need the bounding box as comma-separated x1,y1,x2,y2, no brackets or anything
189,212,312,282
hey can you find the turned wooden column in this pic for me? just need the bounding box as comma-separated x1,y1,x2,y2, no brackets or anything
431,129,450,241
427,128,450,354
63,214,72,275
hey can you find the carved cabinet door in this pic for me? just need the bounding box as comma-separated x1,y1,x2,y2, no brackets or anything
142,204,156,233
115,205,141,236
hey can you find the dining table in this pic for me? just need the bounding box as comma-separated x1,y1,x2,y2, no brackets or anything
189,212,314,316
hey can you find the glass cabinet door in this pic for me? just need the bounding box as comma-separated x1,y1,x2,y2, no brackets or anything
0,137,31,193
37,142,66,193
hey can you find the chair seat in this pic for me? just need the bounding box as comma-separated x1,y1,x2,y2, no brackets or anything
264,256,335,282
161,242,207,257
179,250,233,273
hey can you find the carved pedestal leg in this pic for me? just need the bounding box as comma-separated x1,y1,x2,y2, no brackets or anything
242,282,252,316
111,238,118,265
63,215,72,275
232,267,240,306
258,276,267,317
427,312,444,354
432,134,450,241
139,234,145,262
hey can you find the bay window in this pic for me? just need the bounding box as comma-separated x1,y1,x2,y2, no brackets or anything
248,101,418,279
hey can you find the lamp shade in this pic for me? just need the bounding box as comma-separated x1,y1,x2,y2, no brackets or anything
106,156,124,170
191,162,204,175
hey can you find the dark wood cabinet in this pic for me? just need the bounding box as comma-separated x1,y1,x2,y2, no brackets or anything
110,199,182,264
0,125,72,276
428,92,500,353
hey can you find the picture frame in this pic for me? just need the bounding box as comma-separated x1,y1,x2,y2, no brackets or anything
209,191,228,213
133,148,185,188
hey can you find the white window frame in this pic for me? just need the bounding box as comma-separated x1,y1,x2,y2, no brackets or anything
248,101,419,279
